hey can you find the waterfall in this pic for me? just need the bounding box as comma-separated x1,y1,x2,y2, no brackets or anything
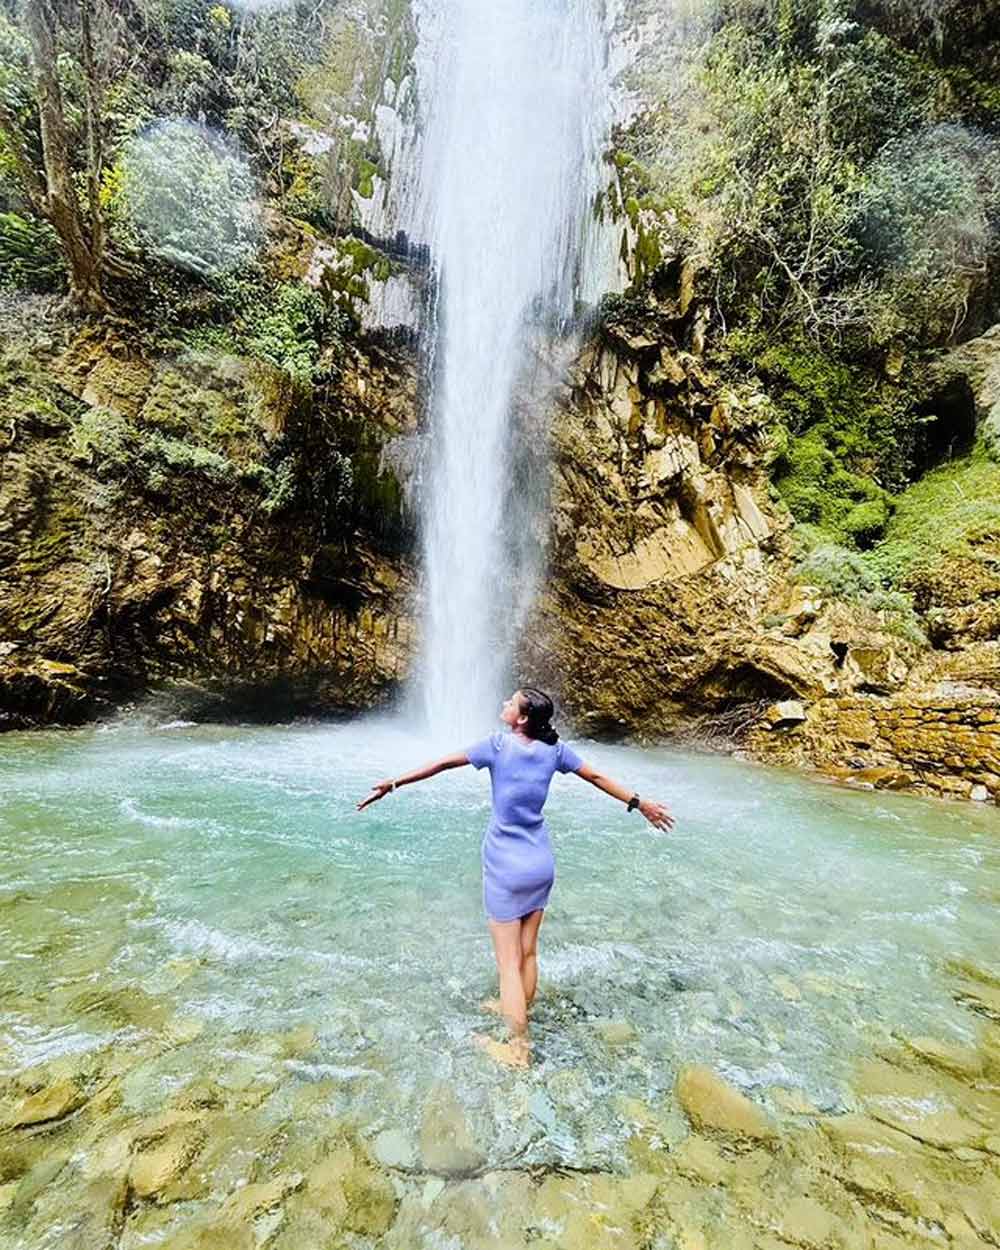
399,0,615,740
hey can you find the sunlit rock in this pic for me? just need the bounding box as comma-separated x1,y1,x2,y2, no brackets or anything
294,1141,396,1236
903,1036,984,1081
8,1076,85,1128
675,1065,775,1141
129,1117,207,1200
762,701,807,730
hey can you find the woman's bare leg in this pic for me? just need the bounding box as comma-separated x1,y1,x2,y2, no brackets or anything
490,918,528,1033
481,908,544,1015
520,909,544,1007
473,917,531,1067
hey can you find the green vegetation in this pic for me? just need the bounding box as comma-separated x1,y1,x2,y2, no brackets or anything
629,2,1000,346
867,449,1000,584
242,283,333,386
613,1,1000,631
790,535,927,645
0,211,62,290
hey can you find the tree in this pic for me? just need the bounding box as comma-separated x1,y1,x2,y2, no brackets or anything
0,0,130,309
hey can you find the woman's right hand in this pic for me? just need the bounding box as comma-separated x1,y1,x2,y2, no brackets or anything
640,799,674,832
357,780,394,812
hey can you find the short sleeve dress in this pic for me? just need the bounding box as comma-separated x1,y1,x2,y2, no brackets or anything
465,731,584,922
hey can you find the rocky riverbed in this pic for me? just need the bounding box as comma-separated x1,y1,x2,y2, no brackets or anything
2,957,998,1248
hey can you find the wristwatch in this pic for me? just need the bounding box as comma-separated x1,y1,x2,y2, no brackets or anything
627,793,640,812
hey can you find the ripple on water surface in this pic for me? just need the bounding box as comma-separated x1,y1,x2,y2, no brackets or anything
1,715,999,1171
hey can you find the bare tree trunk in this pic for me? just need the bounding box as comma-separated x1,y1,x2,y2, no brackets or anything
79,0,106,279
24,0,109,311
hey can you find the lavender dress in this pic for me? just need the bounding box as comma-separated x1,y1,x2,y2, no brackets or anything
465,731,585,922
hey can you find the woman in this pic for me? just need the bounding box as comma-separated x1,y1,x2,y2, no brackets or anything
356,688,673,1067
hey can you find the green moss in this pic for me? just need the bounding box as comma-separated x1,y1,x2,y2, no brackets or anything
632,224,664,287
773,425,892,546
726,332,926,547
318,237,394,319
354,157,378,199
792,537,927,646
867,448,1000,584
843,497,891,548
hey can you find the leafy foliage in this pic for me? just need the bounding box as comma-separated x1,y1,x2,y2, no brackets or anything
243,282,333,384
791,534,927,644
114,119,261,279
0,210,62,289
622,1,1000,347
859,124,1000,343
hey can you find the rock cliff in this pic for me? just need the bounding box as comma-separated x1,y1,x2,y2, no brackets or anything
531,282,1000,803
0,309,419,729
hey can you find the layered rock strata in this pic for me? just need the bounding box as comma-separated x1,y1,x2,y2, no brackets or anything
532,278,1000,802
0,316,419,728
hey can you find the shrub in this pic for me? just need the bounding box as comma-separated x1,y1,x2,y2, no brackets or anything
859,124,1000,341
116,119,262,279
244,283,331,384
0,213,64,292
792,537,926,644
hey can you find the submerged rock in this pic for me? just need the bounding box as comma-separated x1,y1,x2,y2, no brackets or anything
675,1065,775,1141
418,1083,483,1174
594,1018,638,1046
373,1128,416,1169
129,1117,206,1200
7,1076,85,1128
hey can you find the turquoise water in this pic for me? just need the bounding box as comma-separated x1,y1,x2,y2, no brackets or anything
2,715,999,1169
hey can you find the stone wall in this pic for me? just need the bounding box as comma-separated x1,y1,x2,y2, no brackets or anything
747,691,1000,802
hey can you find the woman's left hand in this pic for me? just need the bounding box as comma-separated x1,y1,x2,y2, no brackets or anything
357,780,394,811
640,799,674,832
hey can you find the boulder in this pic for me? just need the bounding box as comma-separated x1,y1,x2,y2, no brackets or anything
763,700,807,729
8,1077,85,1128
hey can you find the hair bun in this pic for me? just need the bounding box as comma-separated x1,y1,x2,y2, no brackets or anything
521,687,559,744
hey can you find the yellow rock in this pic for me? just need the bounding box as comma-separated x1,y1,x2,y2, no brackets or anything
11,1078,84,1127
771,1087,819,1117
904,1036,984,1080
670,1134,732,1186
675,1065,775,1141
130,1123,206,1199
777,1194,839,1247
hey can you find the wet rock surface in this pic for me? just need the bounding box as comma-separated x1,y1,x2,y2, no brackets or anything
2,958,998,1249
0,318,419,730
528,298,1000,806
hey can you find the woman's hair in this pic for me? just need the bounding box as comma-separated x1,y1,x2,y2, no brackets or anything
519,687,559,745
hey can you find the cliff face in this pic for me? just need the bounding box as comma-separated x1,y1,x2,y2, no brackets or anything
526,266,910,736
0,311,419,729
8,288,1000,807
530,277,1000,803
521,264,788,735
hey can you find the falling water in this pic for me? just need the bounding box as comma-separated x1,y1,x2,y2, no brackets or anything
406,0,615,739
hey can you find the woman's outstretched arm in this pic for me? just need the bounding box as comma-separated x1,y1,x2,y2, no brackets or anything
574,762,674,832
356,751,470,811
